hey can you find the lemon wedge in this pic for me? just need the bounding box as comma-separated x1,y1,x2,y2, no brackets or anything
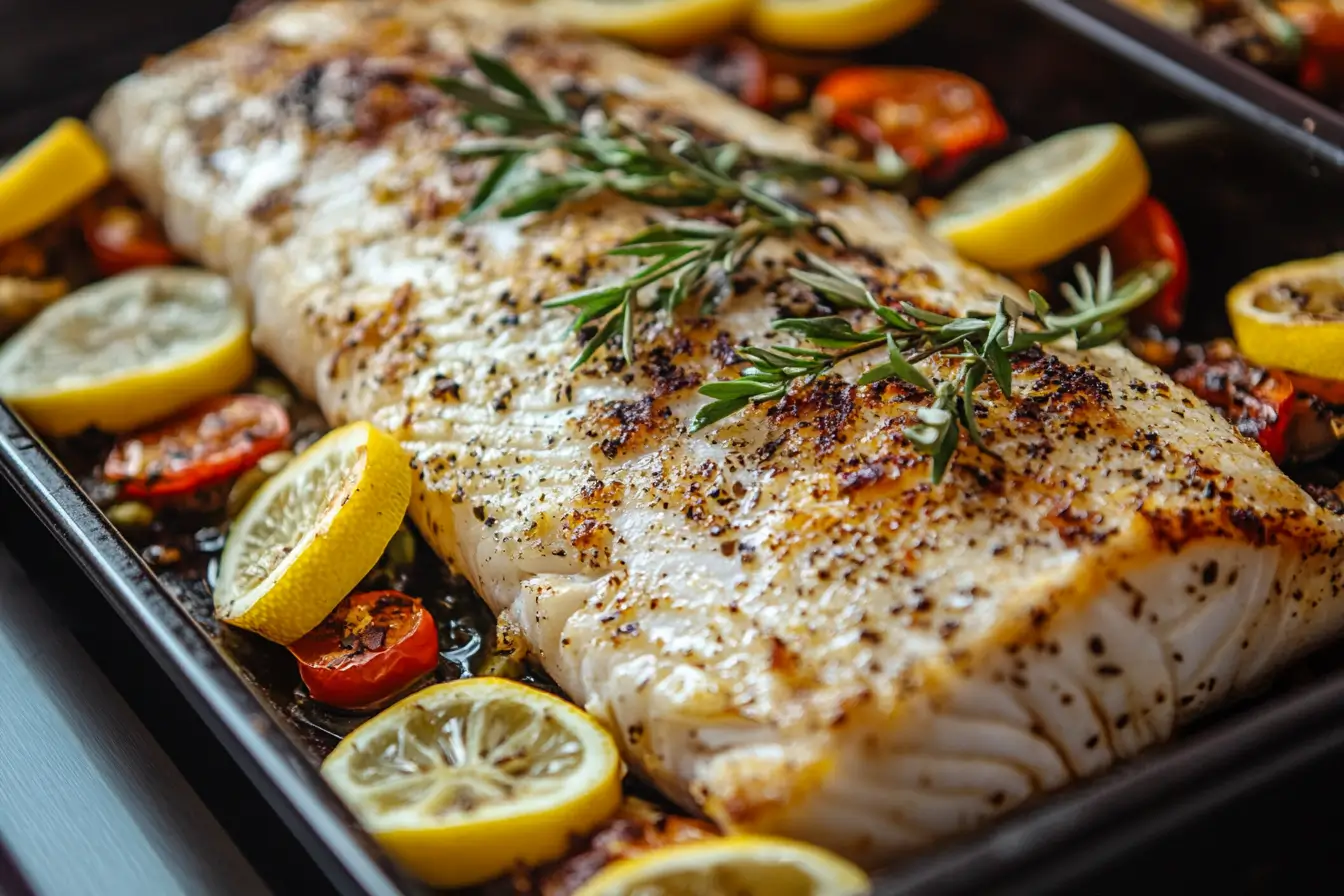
573,835,871,896
321,678,623,888
545,0,753,48
749,0,937,50
1227,253,1344,380
0,268,252,436
0,118,110,245
930,123,1149,271
215,421,412,644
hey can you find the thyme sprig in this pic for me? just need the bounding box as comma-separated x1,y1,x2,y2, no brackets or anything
435,51,911,367
693,250,1173,482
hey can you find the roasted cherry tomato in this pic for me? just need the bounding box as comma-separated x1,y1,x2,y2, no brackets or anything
1173,349,1296,462
813,67,1007,171
1288,371,1344,405
1108,197,1190,334
105,394,290,498
81,203,175,276
290,590,440,709
1282,2,1344,97
672,37,771,110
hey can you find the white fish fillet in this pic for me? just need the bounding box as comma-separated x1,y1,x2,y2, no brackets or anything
92,0,1344,866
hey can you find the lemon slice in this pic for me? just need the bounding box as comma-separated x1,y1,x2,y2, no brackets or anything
929,123,1149,271
1227,253,1344,380
0,118,110,245
749,0,937,50
0,268,253,436
573,835,871,896
215,421,412,644
321,678,623,888
545,0,753,48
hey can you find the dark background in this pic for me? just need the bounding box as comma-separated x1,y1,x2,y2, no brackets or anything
5,0,1344,893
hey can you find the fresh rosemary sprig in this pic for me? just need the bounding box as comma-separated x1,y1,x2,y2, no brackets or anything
693,250,1173,483
435,51,911,367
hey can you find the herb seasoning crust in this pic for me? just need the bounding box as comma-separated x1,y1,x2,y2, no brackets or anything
93,0,1344,866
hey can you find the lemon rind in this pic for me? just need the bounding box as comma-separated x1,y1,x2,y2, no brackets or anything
323,679,623,888
1228,253,1344,380
215,422,412,644
749,0,937,51
572,834,871,896
930,124,1149,271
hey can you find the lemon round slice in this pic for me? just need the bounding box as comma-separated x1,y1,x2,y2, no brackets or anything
322,678,623,888
215,421,412,644
0,268,253,436
749,0,936,50
0,118,110,245
929,123,1149,271
545,0,753,48
573,835,871,896
1227,253,1344,380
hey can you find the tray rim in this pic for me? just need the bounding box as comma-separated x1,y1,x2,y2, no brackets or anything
8,2,1344,891
0,403,427,896
13,391,1344,896
1018,0,1344,172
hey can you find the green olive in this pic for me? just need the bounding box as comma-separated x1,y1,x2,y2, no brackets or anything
106,501,155,528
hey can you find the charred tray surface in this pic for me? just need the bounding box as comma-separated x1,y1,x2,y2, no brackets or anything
5,1,1344,895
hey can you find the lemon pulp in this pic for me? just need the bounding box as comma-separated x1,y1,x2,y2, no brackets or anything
322,678,623,887
930,123,1149,271
1227,253,1344,380
573,835,871,896
0,268,253,436
215,421,412,644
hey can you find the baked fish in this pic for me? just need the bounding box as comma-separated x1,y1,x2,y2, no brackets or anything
92,0,1344,866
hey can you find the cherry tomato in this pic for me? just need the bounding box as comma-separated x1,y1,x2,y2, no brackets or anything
672,37,772,110
290,590,440,709
81,204,176,276
1107,197,1190,334
1288,371,1344,405
1282,2,1344,97
105,395,290,498
1173,352,1295,462
813,67,1007,171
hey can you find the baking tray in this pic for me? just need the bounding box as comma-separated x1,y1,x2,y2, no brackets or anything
1018,0,1344,175
7,1,1344,894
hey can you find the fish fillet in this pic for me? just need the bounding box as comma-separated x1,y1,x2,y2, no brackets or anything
92,0,1344,865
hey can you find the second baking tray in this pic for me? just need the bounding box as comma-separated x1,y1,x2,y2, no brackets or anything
7,1,1344,893
1019,0,1344,175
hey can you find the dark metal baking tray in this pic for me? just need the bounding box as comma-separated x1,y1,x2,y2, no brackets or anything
1018,0,1344,175
6,1,1344,894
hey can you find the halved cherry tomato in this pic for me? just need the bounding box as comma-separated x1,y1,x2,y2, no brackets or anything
672,37,771,110
290,590,440,709
105,394,290,498
81,203,176,276
1288,371,1344,405
1282,2,1344,97
1108,197,1190,334
813,67,1007,171
1173,349,1295,462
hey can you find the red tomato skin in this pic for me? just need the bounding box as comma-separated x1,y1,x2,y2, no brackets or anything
291,591,440,709
1288,371,1344,406
81,205,177,277
105,395,290,499
815,67,1007,171
1110,197,1190,334
671,37,771,110
1173,356,1295,462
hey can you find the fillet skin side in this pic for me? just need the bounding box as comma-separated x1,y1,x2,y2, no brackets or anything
92,0,1344,865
